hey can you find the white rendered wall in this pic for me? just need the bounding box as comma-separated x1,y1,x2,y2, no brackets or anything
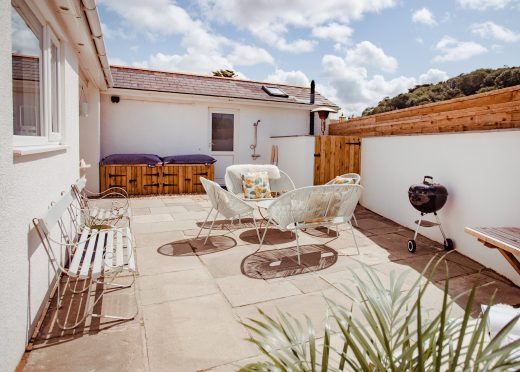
270,136,315,188
0,16,81,370
100,95,310,182
79,84,101,191
360,131,520,285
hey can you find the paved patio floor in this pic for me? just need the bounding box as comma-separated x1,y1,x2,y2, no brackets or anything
23,195,520,371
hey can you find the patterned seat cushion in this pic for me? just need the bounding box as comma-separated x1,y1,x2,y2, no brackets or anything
241,171,272,199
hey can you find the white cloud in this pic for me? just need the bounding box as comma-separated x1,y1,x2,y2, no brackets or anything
344,41,398,72
228,45,274,66
471,21,520,42
101,22,128,40
198,0,397,52
312,23,353,44
418,68,449,84
457,0,512,10
108,57,128,66
320,50,451,115
412,8,437,26
98,0,275,73
11,8,40,55
433,36,488,62
265,69,310,86
321,53,415,115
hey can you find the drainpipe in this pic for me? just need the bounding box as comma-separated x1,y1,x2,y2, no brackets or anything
81,0,113,87
309,80,315,135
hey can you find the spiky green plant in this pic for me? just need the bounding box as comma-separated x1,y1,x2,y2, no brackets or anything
240,256,520,371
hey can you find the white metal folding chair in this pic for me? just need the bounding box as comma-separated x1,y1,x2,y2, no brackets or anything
71,177,129,228
260,184,363,264
197,177,261,244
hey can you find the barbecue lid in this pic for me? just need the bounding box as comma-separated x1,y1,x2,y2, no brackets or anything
408,176,447,196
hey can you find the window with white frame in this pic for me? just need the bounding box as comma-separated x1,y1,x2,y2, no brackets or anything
11,1,62,146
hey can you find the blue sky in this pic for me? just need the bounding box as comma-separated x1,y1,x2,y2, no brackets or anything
97,0,520,114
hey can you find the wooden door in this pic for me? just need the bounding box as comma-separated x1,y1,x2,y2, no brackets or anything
313,136,361,185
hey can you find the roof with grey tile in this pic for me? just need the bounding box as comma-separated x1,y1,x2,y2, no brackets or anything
110,66,340,109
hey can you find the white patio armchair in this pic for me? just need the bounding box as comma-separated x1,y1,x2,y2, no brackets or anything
224,164,295,195
197,177,261,244
260,184,363,264
326,173,361,226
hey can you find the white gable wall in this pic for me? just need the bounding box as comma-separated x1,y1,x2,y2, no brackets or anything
99,93,311,182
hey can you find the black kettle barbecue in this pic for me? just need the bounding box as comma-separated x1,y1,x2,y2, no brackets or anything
407,176,454,253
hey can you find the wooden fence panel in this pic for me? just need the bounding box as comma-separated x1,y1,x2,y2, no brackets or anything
313,136,361,185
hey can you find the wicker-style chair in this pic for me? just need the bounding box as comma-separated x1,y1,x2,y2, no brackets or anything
326,173,361,226
260,184,363,264
197,177,261,244
224,165,295,195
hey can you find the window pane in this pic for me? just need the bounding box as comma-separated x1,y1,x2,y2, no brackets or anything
11,5,42,136
50,43,59,133
211,113,234,151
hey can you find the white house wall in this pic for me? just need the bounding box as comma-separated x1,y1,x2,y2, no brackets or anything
100,94,310,179
0,4,82,370
360,131,520,286
79,84,101,191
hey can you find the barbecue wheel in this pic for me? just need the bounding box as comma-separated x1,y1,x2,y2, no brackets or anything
407,239,417,253
443,238,454,251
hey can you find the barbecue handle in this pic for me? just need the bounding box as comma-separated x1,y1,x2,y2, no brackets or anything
423,176,433,185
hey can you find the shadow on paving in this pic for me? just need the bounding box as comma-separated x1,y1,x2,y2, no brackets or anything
30,275,136,349
157,235,237,256
241,244,338,279
351,206,520,314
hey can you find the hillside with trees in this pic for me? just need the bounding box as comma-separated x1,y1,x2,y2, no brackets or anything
362,66,520,116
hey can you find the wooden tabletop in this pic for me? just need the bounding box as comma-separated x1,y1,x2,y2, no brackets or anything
465,227,520,256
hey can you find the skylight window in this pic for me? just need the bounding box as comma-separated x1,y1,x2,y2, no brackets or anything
262,86,289,98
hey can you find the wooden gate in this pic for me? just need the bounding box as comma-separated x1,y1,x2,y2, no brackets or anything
313,136,361,185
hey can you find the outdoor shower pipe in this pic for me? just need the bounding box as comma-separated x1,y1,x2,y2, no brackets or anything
250,120,261,160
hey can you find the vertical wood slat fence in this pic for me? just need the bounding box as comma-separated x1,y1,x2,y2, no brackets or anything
313,135,361,185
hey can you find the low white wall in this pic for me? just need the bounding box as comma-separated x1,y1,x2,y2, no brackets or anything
100,94,310,183
271,136,315,188
360,131,520,285
79,84,101,192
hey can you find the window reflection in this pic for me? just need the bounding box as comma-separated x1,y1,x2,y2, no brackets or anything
11,5,42,136
212,113,234,151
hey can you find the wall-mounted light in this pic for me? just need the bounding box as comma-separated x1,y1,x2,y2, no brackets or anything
311,106,338,135
80,85,89,117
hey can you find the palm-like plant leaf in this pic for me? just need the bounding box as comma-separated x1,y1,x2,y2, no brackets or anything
241,255,520,371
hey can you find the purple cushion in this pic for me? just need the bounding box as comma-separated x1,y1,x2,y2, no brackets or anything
100,154,162,165
162,154,217,165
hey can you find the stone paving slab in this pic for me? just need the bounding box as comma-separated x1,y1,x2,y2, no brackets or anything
24,195,520,372
142,293,258,371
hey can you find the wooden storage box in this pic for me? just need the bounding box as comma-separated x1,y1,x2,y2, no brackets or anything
100,164,214,195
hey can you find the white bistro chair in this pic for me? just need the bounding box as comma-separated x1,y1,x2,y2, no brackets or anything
197,177,261,244
224,165,295,195
260,184,363,265
326,173,361,226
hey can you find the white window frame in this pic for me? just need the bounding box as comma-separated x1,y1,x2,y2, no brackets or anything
45,26,62,143
12,0,63,148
